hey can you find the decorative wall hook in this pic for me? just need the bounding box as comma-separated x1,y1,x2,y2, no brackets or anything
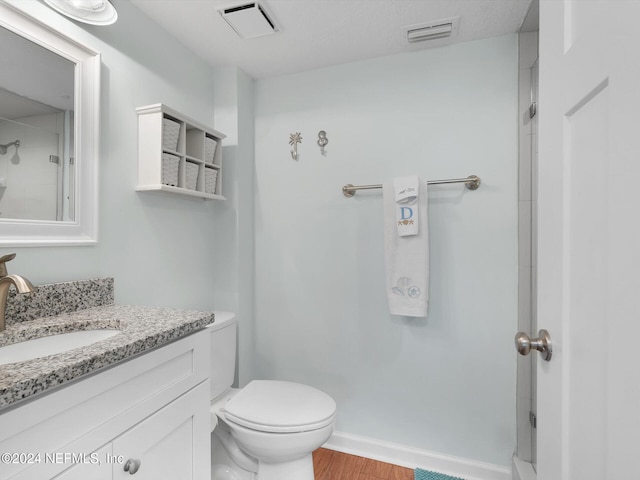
317,130,328,155
289,132,302,160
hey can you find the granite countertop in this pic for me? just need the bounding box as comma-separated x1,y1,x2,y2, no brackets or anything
0,304,214,410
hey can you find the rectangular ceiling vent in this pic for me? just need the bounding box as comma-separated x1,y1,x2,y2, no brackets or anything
219,2,278,39
405,16,459,43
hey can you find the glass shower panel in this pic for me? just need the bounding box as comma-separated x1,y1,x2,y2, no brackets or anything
0,116,63,221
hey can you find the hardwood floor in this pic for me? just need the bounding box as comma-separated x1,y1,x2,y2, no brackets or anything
313,448,414,480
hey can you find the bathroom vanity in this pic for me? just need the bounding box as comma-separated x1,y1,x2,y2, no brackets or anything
0,279,214,480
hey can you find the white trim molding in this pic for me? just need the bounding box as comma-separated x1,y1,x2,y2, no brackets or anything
323,431,512,480
511,455,536,480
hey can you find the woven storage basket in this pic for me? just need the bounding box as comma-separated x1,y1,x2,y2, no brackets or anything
162,117,180,151
204,136,217,164
204,168,218,194
185,161,199,190
161,153,180,186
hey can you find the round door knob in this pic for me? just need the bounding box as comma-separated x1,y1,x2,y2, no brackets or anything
123,458,141,475
515,329,552,361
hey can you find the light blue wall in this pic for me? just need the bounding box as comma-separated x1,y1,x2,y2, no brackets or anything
3,1,518,468
0,0,235,312
253,35,518,466
212,67,256,385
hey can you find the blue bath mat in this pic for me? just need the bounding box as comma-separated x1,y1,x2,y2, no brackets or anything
414,468,464,480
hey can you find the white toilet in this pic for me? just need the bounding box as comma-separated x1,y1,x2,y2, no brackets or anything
208,312,336,480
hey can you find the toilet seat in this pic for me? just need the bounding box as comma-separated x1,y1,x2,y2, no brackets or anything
223,380,336,434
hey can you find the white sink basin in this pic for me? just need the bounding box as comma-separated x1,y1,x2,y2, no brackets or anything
0,330,120,365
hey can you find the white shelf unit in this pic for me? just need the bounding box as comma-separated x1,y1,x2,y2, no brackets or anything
136,104,226,200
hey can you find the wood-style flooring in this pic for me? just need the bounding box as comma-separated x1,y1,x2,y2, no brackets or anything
313,448,414,480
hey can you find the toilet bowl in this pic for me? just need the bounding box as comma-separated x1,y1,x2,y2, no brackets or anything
208,313,336,480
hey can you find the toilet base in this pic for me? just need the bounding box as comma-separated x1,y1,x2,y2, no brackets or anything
257,454,314,480
212,431,255,480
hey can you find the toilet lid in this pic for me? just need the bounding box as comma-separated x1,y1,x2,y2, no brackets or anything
223,380,336,433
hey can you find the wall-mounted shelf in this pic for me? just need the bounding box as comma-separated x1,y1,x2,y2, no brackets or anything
136,103,226,200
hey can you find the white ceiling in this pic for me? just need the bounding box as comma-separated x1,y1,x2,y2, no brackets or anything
129,0,534,79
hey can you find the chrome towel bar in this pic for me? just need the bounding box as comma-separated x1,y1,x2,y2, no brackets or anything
342,175,481,197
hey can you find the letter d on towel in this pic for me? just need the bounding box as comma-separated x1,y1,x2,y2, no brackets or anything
400,207,413,220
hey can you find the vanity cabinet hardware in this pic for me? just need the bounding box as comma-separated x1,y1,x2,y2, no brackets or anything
123,458,141,474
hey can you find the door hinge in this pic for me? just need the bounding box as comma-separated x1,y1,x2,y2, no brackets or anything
529,102,537,119
529,410,537,429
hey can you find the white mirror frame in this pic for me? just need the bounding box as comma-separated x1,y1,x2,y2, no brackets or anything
0,1,99,246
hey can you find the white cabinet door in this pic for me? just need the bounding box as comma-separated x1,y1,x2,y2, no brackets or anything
112,383,210,480
537,1,640,479
53,444,112,480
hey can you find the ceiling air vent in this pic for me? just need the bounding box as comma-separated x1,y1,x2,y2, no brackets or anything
405,16,459,43
219,2,278,39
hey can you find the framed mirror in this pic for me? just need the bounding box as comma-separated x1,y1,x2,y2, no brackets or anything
0,2,100,246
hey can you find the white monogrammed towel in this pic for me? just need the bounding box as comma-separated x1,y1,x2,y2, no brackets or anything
394,176,420,236
383,177,429,317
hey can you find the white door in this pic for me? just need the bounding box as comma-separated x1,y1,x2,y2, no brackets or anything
536,1,640,479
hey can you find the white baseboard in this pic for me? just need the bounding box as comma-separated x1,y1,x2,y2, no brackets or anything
322,431,512,480
511,455,536,480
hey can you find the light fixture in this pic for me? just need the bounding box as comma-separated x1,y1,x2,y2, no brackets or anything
43,0,118,26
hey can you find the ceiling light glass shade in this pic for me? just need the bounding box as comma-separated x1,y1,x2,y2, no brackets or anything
43,0,118,25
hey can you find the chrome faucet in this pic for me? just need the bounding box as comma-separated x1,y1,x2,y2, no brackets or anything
0,253,35,332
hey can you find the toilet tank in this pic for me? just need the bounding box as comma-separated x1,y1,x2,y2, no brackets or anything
206,311,237,402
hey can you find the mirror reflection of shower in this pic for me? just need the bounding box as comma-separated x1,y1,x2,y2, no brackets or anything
0,114,72,222
0,23,76,226
0,140,20,154
0,140,21,164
